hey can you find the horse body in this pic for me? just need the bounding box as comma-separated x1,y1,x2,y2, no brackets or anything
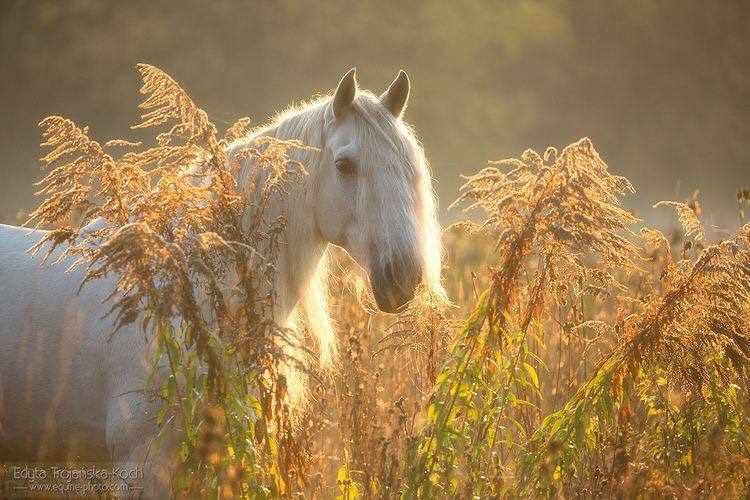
0,69,442,495
0,224,112,461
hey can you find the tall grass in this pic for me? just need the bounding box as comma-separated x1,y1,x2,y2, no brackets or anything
30,65,750,498
29,65,311,497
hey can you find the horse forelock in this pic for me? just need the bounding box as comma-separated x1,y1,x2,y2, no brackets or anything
348,92,444,301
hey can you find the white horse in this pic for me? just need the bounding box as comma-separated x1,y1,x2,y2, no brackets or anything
0,69,442,495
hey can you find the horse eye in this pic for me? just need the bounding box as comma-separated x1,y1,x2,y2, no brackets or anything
335,158,357,175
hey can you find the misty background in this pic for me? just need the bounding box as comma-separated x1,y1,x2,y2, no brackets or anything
0,0,747,229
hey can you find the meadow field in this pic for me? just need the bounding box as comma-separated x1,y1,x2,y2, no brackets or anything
306,156,750,498
16,65,750,499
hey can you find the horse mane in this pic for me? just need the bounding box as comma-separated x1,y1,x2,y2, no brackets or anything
227,89,444,376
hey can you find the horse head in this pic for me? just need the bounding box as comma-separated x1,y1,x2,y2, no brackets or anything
313,69,442,313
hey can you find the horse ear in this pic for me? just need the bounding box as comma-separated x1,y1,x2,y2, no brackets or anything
380,70,410,118
332,68,357,120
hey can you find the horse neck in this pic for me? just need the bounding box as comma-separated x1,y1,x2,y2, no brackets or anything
273,202,328,324
246,104,330,324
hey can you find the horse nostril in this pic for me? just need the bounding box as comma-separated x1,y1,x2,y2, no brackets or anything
384,260,420,290
370,256,422,313
384,261,399,285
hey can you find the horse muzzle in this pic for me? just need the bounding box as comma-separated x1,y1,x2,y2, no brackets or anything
370,258,422,313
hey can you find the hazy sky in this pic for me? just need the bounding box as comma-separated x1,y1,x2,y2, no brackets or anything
1,0,747,231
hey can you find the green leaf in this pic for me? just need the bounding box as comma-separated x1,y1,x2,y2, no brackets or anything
524,362,539,389
337,465,360,499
